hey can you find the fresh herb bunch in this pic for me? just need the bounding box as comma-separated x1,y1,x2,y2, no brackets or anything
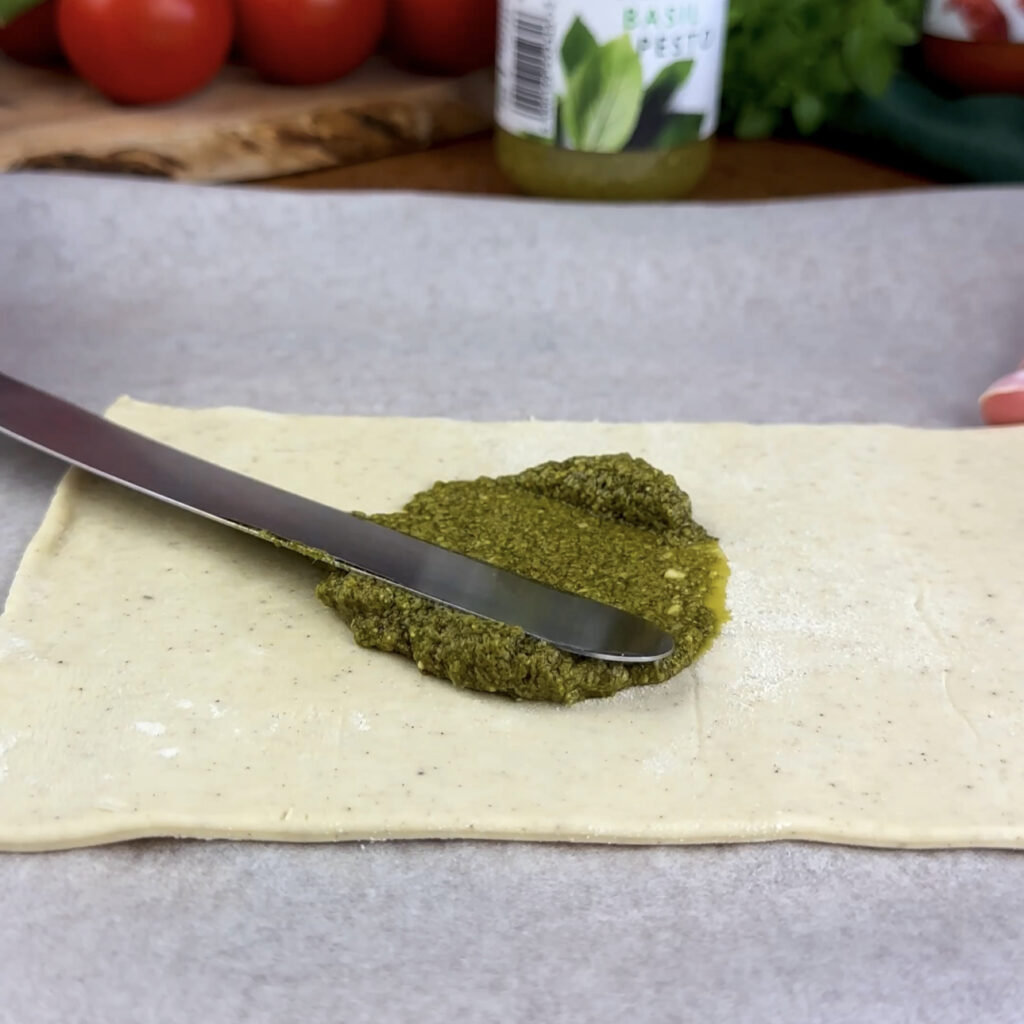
721,0,925,138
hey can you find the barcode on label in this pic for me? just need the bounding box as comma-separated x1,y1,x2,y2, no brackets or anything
510,12,552,120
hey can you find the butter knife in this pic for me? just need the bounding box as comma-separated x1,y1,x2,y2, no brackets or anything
0,372,673,663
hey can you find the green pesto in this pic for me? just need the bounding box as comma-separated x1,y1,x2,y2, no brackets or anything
495,130,714,200
256,529,337,568
277,453,729,705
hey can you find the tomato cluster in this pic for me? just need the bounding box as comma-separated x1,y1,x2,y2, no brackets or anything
0,0,496,105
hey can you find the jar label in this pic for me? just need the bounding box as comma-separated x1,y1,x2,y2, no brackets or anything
495,1,729,152
923,0,1024,42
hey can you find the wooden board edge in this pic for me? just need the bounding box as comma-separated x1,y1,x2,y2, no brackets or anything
2,71,496,184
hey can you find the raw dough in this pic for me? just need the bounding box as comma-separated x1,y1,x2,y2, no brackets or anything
1,398,1022,852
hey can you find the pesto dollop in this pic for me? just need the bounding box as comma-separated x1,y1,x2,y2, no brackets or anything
314,453,729,705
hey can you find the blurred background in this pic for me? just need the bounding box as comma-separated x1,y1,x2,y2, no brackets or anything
1,0,1023,199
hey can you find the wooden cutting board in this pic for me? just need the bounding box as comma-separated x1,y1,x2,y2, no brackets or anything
0,57,495,182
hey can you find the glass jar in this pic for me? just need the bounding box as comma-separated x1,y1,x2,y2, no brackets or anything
493,1,729,199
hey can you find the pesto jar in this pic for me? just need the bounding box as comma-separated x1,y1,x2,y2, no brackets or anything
494,0,730,200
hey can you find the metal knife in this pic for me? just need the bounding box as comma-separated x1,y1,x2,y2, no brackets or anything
0,372,673,663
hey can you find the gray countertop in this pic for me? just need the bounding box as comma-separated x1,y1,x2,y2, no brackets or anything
2,173,1022,1023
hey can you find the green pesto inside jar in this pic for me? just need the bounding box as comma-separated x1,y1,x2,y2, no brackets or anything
269,454,729,705
496,130,713,200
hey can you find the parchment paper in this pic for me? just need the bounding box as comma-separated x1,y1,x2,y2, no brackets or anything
1,172,1023,1023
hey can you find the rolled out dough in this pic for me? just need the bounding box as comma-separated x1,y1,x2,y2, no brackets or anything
0,398,1022,852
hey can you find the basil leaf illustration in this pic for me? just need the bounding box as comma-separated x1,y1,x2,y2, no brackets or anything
561,16,597,78
627,60,694,149
562,37,644,153
645,60,695,109
652,113,705,149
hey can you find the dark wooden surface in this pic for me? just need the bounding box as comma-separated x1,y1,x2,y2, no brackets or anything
259,132,935,200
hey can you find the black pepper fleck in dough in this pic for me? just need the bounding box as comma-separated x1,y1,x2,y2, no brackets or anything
272,454,730,705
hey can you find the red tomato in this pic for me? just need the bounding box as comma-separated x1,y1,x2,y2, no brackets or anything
234,0,386,86
388,0,496,76
979,361,1024,426
57,0,233,105
946,0,1008,42
0,0,61,65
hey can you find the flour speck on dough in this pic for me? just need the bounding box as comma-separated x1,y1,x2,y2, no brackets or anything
350,712,371,733
134,721,166,736
158,747,179,759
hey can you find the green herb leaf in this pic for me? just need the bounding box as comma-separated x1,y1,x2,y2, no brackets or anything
652,113,705,149
819,53,852,94
627,60,694,149
865,0,920,45
562,36,644,153
560,17,597,78
886,21,918,46
843,26,897,97
792,93,827,135
734,103,779,140
0,0,45,25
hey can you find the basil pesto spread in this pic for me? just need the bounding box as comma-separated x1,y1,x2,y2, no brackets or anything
281,453,729,705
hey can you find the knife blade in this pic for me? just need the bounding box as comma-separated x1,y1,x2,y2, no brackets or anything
0,372,673,663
